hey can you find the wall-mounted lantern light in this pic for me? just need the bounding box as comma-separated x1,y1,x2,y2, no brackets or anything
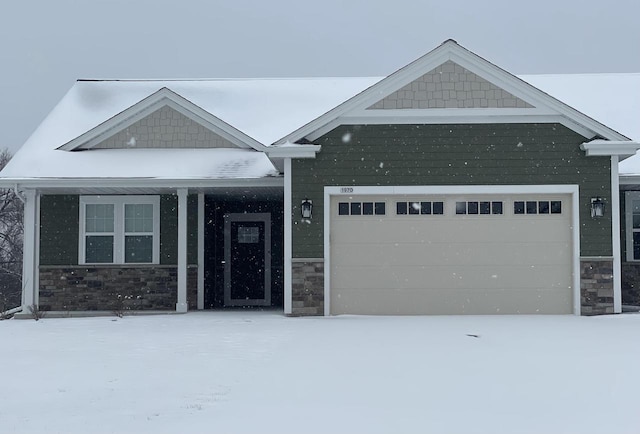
301,199,313,219
590,197,605,218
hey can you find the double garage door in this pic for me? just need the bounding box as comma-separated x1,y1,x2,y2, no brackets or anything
330,194,574,315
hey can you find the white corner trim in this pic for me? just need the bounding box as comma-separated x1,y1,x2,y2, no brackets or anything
611,156,622,313
59,88,267,152
323,184,582,316
571,190,581,316
284,158,292,315
176,188,188,313
21,189,37,311
581,140,640,157
197,193,205,310
323,186,331,316
35,193,41,306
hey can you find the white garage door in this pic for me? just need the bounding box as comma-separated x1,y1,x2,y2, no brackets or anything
329,194,573,315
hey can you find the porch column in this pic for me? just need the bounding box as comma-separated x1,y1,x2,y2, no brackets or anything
21,189,37,311
284,158,292,315
611,155,622,313
176,188,188,313
197,193,205,310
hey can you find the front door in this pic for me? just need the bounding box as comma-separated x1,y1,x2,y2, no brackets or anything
223,213,271,306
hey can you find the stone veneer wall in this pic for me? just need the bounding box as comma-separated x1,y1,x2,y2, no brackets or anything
291,260,324,316
367,60,533,110
580,259,614,315
621,262,640,306
39,266,198,312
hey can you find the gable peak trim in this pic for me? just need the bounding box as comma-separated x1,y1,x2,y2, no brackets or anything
277,40,630,144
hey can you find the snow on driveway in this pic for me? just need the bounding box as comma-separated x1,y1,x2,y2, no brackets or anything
1,312,639,434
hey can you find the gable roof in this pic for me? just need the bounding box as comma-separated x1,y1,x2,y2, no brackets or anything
276,40,632,145
0,77,380,181
2,40,639,182
58,87,263,151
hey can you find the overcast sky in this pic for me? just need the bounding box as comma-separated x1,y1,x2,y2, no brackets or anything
1,0,639,153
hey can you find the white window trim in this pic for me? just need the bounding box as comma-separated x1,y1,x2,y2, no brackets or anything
79,196,160,265
625,191,640,262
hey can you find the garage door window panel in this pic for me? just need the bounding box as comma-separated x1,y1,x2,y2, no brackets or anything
458,201,503,216
339,201,386,216
398,201,443,216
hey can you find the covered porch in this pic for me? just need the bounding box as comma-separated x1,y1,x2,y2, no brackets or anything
18,178,284,316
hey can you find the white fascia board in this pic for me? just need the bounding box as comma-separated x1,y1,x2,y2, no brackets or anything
59,88,267,152
266,144,321,159
580,140,640,157
304,106,595,142
325,114,594,141
3,177,284,190
620,175,640,185
346,108,556,118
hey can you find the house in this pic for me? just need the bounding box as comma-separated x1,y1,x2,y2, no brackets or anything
2,40,639,317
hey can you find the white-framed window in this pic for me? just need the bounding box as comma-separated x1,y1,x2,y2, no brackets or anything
625,191,640,262
79,196,160,265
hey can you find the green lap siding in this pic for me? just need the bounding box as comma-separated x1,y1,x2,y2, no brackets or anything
40,194,198,266
159,194,198,265
40,195,79,265
291,123,612,258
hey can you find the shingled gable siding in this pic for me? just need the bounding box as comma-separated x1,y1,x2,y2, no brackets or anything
290,123,613,315
38,193,199,311
368,61,534,110
93,105,237,149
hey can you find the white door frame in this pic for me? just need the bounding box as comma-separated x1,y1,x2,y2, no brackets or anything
223,212,272,307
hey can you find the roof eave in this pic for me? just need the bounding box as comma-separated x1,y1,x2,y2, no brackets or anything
0,176,284,190
266,144,321,159
580,140,640,158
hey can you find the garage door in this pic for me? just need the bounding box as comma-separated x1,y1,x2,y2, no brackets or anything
329,194,573,315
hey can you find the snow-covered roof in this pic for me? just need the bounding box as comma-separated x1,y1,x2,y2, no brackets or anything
521,73,640,143
0,78,381,181
0,148,279,179
2,72,639,181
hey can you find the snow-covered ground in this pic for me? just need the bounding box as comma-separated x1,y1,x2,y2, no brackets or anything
1,312,639,434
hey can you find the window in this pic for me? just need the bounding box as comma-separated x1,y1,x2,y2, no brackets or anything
238,226,260,244
80,196,160,264
626,192,640,261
